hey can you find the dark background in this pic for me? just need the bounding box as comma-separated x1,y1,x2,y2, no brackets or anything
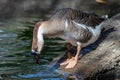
0,0,120,19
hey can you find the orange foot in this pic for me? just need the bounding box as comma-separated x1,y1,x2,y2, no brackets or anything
96,0,106,3
65,57,78,69
60,59,70,66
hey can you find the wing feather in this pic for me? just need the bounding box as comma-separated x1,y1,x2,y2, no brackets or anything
50,8,106,28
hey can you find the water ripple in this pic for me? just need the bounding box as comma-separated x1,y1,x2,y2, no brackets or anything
0,34,17,38
0,29,4,32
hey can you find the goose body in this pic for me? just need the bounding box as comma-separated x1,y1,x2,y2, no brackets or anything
31,8,107,69
44,8,104,46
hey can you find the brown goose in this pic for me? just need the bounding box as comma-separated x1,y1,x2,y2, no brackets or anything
31,8,107,69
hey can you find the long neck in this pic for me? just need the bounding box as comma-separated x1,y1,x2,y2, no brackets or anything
32,22,41,51
42,20,66,37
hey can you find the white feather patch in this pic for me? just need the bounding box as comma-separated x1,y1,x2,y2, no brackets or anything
31,50,35,52
72,20,102,37
72,20,103,47
88,23,103,36
37,25,44,43
72,20,87,29
65,19,68,30
76,42,81,46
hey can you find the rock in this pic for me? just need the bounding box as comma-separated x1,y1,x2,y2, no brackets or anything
51,13,120,80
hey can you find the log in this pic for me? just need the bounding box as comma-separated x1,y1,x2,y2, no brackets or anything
50,13,120,80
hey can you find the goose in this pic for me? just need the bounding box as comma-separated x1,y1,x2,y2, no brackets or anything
31,8,107,69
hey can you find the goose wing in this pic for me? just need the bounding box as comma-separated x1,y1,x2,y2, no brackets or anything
51,8,106,28
64,8,106,28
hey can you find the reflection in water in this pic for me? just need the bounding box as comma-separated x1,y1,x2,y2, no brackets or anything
0,19,65,80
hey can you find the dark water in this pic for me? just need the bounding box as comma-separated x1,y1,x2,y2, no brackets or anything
0,18,66,80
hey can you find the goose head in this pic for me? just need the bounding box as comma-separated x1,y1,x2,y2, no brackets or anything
31,21,44,64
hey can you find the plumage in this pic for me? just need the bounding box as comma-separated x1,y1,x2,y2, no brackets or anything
50,8,105,28
47,8,106,46
31,8,107,68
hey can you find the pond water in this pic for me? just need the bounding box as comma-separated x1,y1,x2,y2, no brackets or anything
0,18,66,80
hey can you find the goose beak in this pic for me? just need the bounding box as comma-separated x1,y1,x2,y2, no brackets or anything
31,51,40,64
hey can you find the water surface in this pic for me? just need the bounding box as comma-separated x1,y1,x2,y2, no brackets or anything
0,18,66,80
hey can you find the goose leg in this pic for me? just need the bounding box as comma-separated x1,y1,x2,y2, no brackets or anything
65,42,81,69
60,43,73,66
